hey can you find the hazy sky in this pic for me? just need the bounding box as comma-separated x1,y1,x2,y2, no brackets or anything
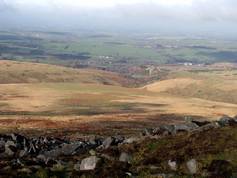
1,0,194,8
0,0,237,37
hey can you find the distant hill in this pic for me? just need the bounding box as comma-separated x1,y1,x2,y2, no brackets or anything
144,70,237,104
143,78,202,93
0,60,130,86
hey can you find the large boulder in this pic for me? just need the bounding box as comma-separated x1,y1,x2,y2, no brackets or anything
80,156,100,171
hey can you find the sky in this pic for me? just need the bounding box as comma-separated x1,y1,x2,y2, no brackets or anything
0,0,237,37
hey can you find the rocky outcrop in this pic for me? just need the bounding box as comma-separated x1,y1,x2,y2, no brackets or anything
0,115,236,177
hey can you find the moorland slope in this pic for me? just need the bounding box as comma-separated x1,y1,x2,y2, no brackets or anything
0,60,130,86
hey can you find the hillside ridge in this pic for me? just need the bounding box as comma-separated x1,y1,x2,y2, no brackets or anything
0,60,130,86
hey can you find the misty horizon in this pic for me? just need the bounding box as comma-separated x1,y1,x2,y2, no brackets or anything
0,0,237,39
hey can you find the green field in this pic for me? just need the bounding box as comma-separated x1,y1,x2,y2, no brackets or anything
1,31,237,67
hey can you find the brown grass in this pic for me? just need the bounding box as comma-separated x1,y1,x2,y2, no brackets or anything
0,60,130,86
0,60,236,134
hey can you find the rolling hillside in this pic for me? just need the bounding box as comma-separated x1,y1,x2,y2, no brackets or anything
0,60,130,86
0,60,236,133
144,69,237,104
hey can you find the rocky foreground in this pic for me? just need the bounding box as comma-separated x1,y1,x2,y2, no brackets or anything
0,116,237,178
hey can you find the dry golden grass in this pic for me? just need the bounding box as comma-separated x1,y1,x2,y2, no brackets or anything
144,69,237,104
117,94,237,119
143,78,202,92
0,60,129,86
0,60,237,132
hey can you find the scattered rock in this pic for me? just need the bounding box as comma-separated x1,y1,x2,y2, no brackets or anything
51,161,65,171
123,137,140,144
18,168,32,174
74,162,81,171
149,165,160,170
88,136,103,146
39,142,83,162
186,159,197,174
125,172,133,177
0,140,5,153
89,149,96,156
60,142,83,155
113,135,125,145
37,154,49,164
160,125,176,135
11,133,26,146
99,153,115,161
152,173,174,178
119,152,132,164
80,156,100,171
194,122,220,132
5,140,16,156
168,160,177,171
0,116,235,177
174,123,199,132
19,149,28,158
191,120,211,127
102,137,113,149
218,115,236,126
141,128,153,136
3,166,11,171
151,125,176,136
